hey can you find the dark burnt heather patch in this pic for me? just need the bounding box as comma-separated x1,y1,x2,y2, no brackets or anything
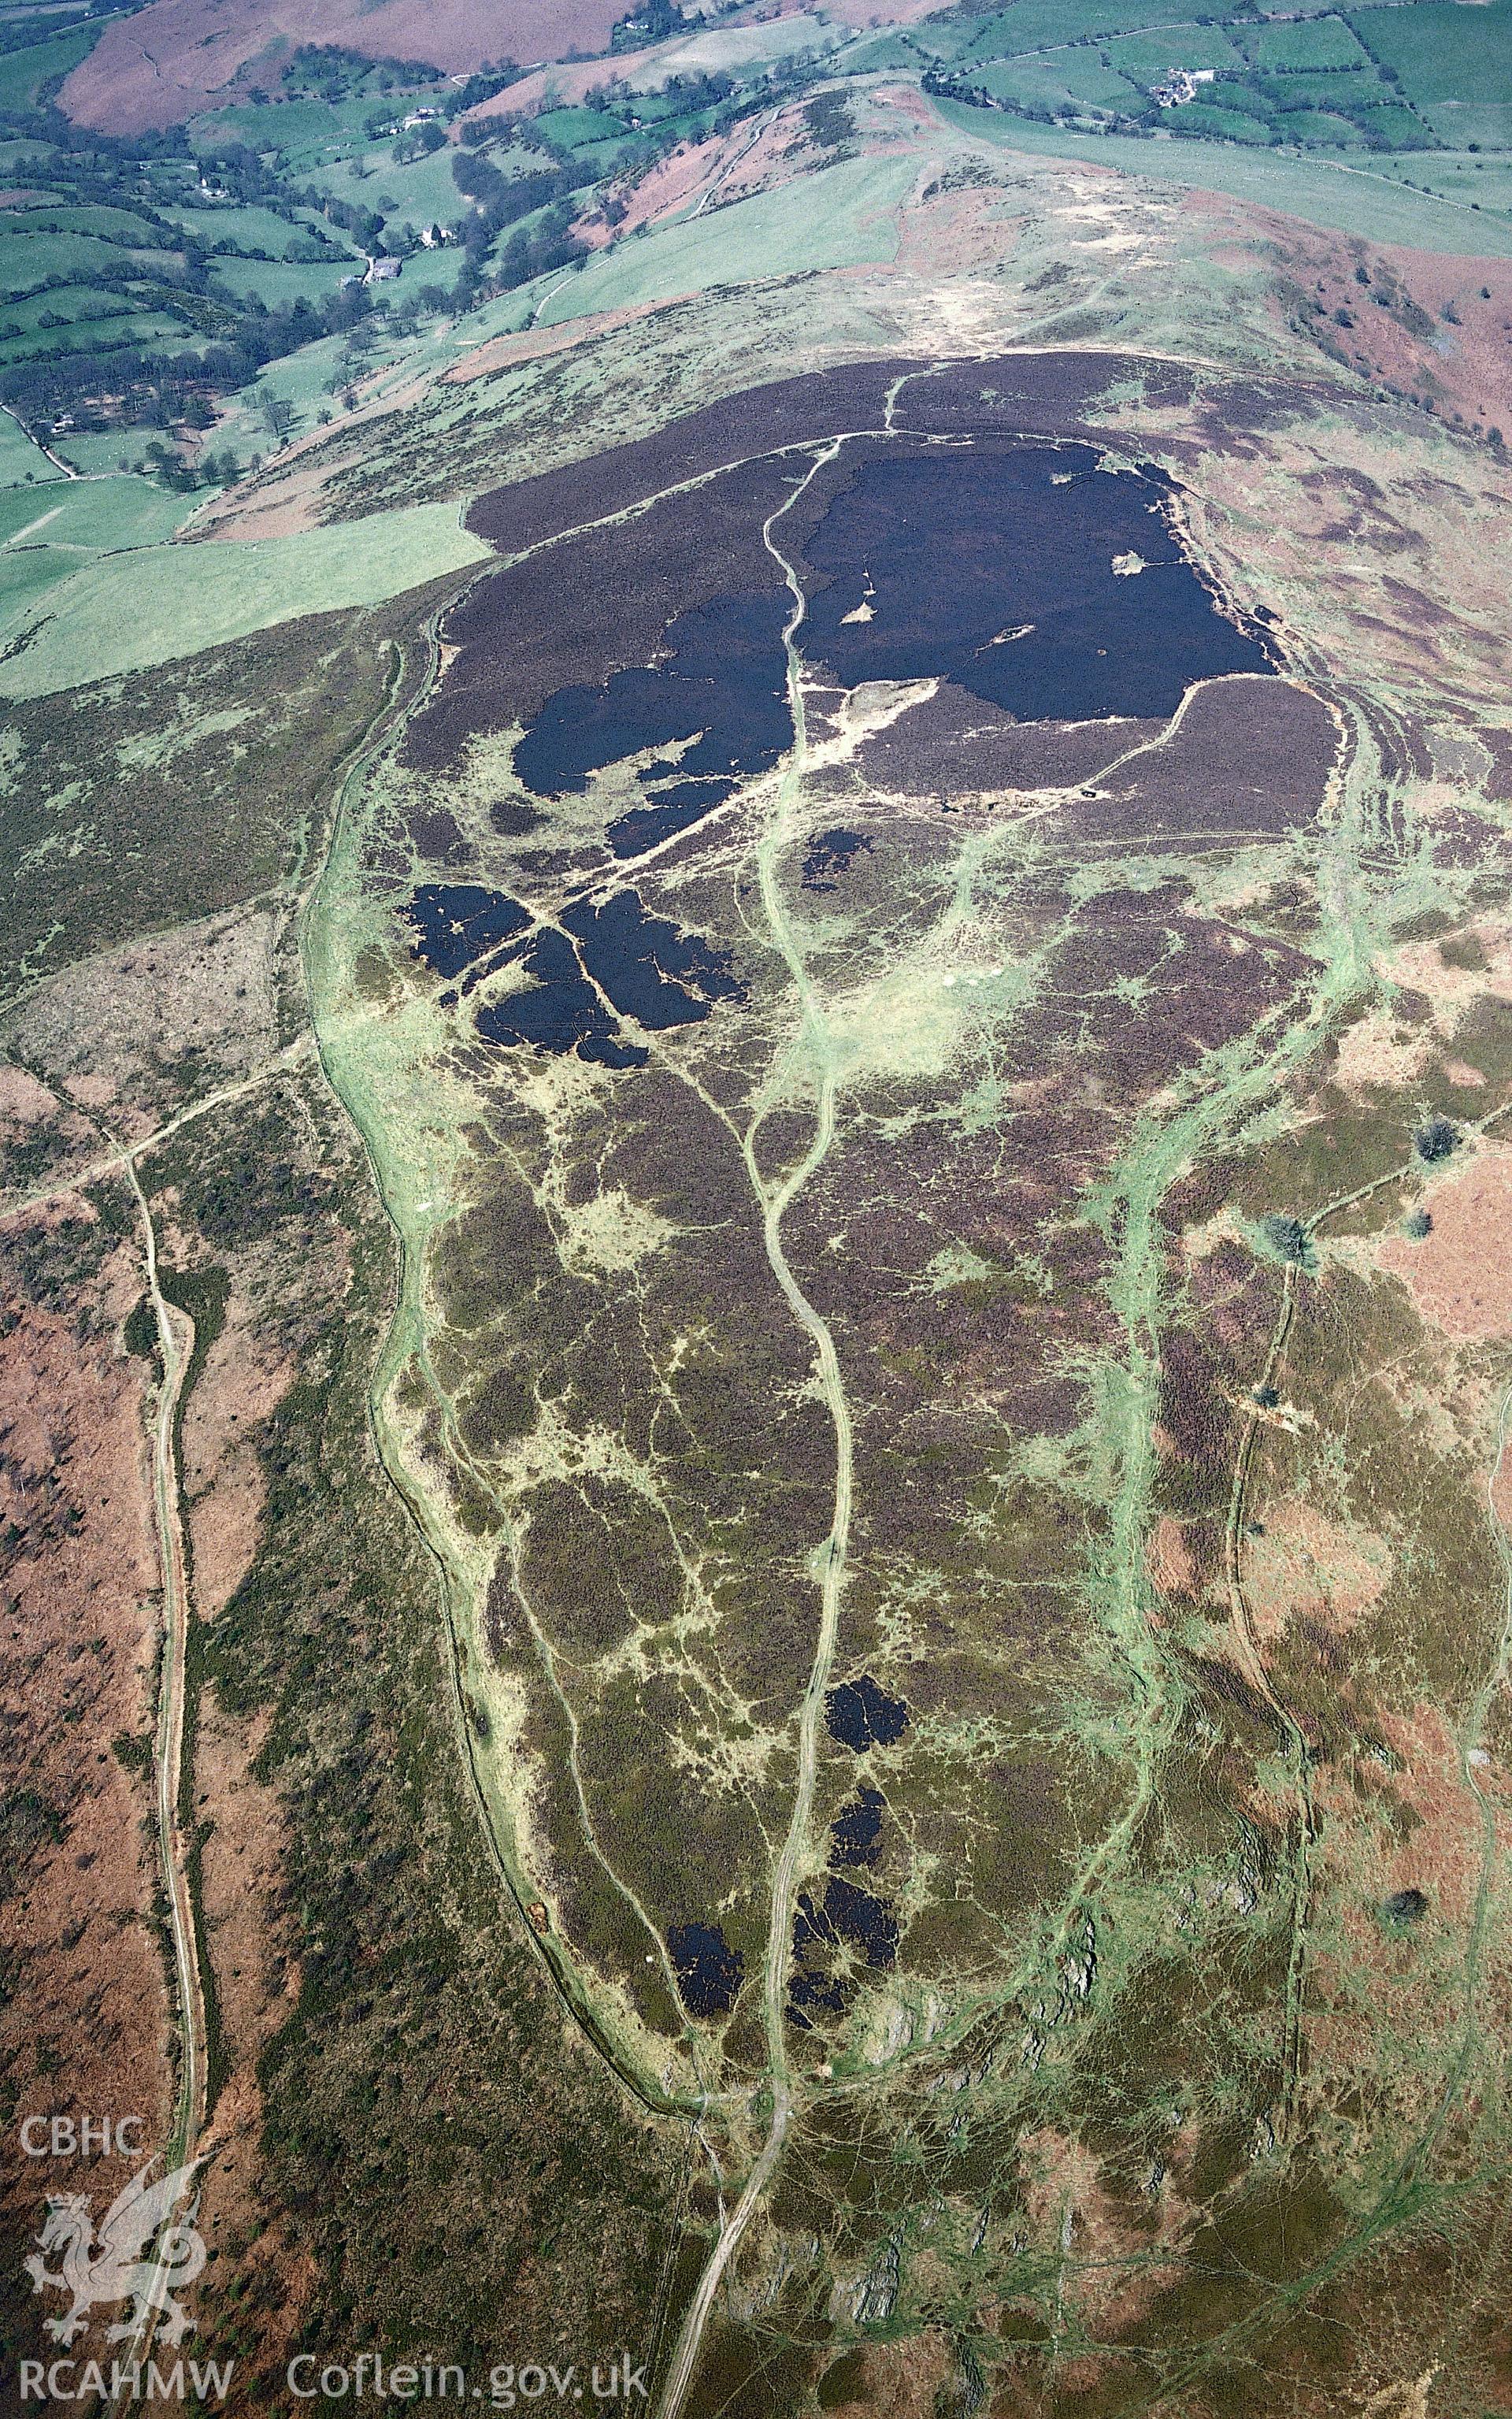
560,890,743,1029
406,881,743,1065
476,929,647,1069
413,356,1292,820
402,454,797,775
826,1674,910,1751
787,1875,900,2031
669,1921,744,2021
513,586,791,849
405,884,531,978
829,1786,884,1868
797,441,1273,724
465,363,917,558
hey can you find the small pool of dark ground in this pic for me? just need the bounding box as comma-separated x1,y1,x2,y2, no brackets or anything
668,1920,744,2018
800,443,1273,724
787,1875,899,2030
802,829,873,892
825,1674,910,1752
475,929,647,1070
829,1786,884,1868
409,885,742,1070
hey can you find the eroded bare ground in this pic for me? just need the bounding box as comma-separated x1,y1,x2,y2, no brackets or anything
306,344,1512,2412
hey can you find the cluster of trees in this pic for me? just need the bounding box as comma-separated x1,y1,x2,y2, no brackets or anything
611,0,685,53
802,90,857,152
447,150,578,293
491,206,585,296
0,272,375,426
142,434,240,491
391,117,447,164
282,43,443,106
452,149,567,222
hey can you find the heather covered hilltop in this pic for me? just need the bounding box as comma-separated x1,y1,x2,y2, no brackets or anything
5,0,1512,2412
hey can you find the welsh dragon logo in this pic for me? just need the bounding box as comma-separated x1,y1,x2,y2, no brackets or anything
25,2159,206,2348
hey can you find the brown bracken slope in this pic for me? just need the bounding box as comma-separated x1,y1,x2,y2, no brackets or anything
57,0,630,132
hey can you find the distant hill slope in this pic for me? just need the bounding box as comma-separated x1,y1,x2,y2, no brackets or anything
57,0,632,132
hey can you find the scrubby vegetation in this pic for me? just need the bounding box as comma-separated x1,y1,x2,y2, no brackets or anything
151,1083,680,2387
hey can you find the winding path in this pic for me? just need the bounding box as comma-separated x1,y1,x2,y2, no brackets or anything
653,446,856,2419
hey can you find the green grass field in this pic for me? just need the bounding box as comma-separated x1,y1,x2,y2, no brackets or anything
301,143,472,237
0,499,490,696
1266,69,1377,109
0,406,64,487
536,106,631,149
0,310,185,365
1247,18,1373,73
207,254,361,307
1349,2,1512,109
0,282,137,332
0,228,140,296
158,201,356,261
0,536,69,618
2,201,158,241
0,137,57,177
1177,102,1280,144
539,152,913,327
931,0,1203,67
1102,27,1244,82
0,474,197,552
0,473,201,627
1351,98,1436,147
1277,109,1367,147
187,95,390,170
49,429,172,475
0,21,98,108
976,54,1140,110
1363,148,1512,212
1424,101,1512,151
